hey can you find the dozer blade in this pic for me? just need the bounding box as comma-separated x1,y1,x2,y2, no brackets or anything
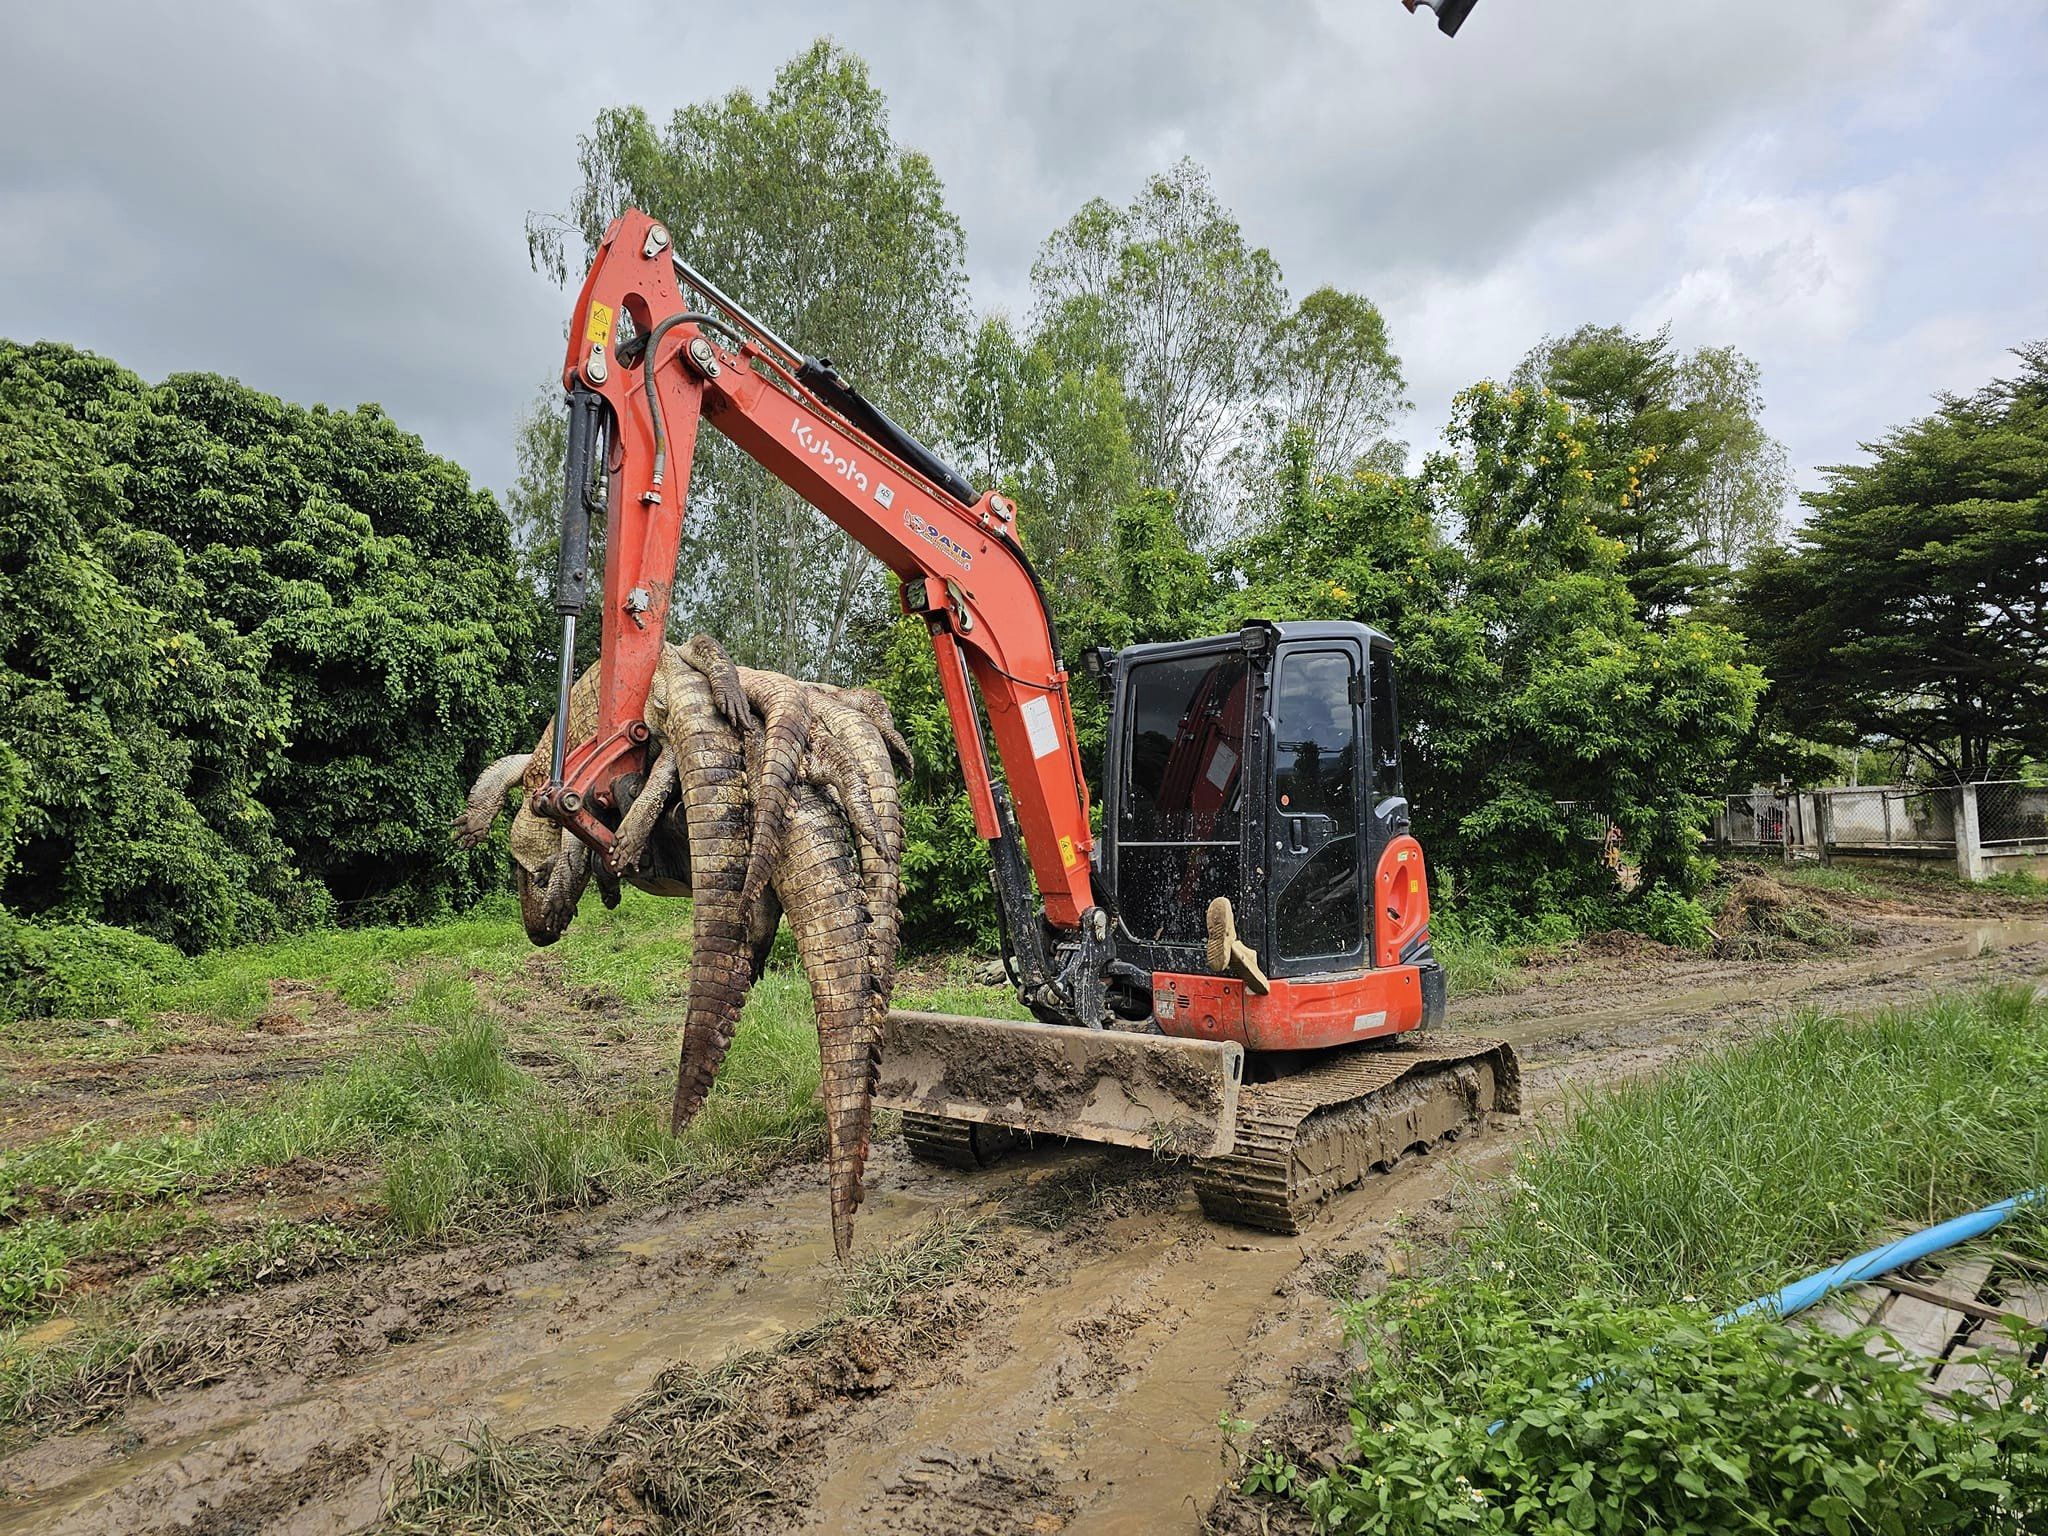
877,1011,1246,1157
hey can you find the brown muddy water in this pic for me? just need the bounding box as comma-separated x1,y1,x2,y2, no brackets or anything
4,916,2045,1535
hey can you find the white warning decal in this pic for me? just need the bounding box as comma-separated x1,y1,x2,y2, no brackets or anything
1352,1010,1388,1033
1021,695,1060,759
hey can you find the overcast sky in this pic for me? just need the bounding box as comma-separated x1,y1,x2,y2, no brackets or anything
4,0,2043,517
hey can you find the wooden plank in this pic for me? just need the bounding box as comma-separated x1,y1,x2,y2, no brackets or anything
1998,1280,2048,1332
1870,1257,1994,1372
1808,1284,1886,1339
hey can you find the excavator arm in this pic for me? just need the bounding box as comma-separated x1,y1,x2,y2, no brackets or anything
535,208,1099,941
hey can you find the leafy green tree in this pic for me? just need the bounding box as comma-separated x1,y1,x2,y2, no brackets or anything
1517,326,1786,618
0,341,542,948
531,40,972,683
959,315,1139,623
1682,344,1790,569
1741,343,2048,782
1032,159,1286,546
1236,286,1409,501
1229,392,1762,926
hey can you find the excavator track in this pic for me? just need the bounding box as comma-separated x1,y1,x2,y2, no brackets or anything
1193,1036,1520,1234
900,1111,1026,1170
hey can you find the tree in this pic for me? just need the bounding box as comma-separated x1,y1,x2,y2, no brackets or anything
0,340,543,948
1682,345,1789,569
530,41,972,683
1237,286,1409,501
1228,390,1764,926
1740,343,2048,783
1516,326,1787,618
503,385,569,604
1032,160,1286,546
959,315,1140,623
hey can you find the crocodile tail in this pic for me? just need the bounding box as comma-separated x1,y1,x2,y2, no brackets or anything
735,672,813,926
667,661,756,1134
778,784,873,1262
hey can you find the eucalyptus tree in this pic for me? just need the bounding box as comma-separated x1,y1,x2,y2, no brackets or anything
530,41,972,682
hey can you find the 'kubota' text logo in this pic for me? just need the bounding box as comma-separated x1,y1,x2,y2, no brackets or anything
905,511,972,570
791,417,868,493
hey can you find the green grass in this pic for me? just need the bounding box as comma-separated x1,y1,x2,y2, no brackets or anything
1981,866,2048,899
1431,910,1548,996
1774,862,1887,897
0,889,851,1344
1471,985,2048,1311
1243,985,2048,1533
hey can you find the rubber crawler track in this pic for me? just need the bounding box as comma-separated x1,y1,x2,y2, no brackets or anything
901,1111,1025,1170
1193,1037,1521,1234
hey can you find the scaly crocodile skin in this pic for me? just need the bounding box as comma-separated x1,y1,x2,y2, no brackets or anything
461,640,909,1259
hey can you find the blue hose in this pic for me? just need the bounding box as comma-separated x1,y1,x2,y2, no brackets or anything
1485,1186,2045,1434
1718,1187,2045,1327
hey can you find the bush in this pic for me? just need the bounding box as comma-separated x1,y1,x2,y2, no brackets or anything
0,340,544,949
1267,1282,2048,1534
0,912,188,1020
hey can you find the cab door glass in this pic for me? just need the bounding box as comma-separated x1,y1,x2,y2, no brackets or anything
1115,652,1250,945
1272,650,1363,962
1370,653,1401,802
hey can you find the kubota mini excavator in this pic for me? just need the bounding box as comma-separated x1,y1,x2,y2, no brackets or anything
532,0,1508,1234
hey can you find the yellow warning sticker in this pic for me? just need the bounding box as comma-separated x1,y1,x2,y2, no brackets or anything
1058,835,1078,868
585,301,614,347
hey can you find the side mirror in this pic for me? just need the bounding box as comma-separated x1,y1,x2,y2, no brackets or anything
1080,645,1118,696
1401,0,1478,36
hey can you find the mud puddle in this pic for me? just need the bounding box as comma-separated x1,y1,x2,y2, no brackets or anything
0,1183,954,1536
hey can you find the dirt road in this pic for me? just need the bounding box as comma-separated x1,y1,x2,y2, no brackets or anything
5,913,2045,1535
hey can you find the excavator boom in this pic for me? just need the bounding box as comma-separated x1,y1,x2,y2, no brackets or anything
540,211,1098,948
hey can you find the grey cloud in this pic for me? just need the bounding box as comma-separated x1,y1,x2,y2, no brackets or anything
1,0,2036,511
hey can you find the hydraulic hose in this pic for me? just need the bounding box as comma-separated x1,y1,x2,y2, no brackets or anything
634,311,744,492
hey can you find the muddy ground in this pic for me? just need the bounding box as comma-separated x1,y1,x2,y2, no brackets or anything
4,878,2046,1534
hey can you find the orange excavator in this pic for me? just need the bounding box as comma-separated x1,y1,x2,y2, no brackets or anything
534,0,1513,1232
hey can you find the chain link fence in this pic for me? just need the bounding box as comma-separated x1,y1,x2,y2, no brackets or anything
1822,786,1957,851
1975,780,2048,849
1713,780,2048,876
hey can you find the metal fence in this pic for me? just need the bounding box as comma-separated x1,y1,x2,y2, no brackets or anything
1712,780,2048,875
1821,786,1957,851
1977,780,2048,849
1717,791,1792,849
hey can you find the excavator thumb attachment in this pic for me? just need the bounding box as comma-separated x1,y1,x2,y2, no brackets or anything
877,1011,1245,1157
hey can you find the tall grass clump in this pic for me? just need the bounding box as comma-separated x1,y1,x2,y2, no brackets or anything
381,966,826,1235
1430,909,1551,996
1475,985,2048,1310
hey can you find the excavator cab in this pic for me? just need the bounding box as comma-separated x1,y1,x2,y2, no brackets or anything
1103,621,1408,982
1097,620,1445,1048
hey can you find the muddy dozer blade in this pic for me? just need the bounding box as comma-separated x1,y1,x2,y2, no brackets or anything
878,1011,1245,1157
